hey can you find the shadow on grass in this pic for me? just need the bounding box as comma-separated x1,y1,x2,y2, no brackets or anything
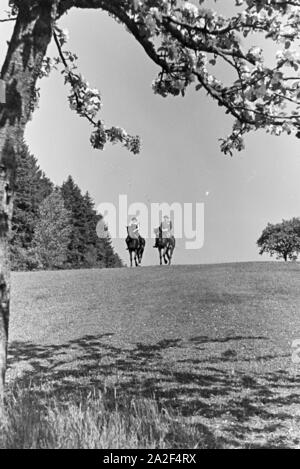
6,333,299,448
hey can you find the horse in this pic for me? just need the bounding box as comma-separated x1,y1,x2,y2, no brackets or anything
126,235,145,267
156,236,175,265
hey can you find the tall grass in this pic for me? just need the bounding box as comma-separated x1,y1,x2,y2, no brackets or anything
0,384,219,449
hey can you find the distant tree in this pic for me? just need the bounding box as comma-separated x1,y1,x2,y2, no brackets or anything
61,176,88,267
61,178,123,268
82,191,101,267
10,142,53,270
257,218,300,262
10,153,124,270
100,236,123,269
31,190,72,270
89,201,123,269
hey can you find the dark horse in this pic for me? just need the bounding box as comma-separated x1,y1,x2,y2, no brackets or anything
126,234,145,267
156,236,175,265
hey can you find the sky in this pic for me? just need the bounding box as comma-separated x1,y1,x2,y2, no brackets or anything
1,1,300,266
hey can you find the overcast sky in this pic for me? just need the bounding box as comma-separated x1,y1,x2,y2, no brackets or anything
1,2,300,266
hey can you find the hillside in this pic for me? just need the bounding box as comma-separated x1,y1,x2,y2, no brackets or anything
7,262,300,448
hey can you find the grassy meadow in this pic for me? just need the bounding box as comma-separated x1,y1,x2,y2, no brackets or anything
1,262,300,448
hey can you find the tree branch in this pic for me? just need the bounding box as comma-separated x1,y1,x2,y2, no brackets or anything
0,18,16,22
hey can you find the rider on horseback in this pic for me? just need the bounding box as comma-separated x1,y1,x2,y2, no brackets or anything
126,217,146,265
153,215,173,248
126,216,141,249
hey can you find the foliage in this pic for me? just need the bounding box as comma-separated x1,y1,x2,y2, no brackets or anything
31,190,72,270
60,176,89,267
10,143,53,270
28,0,300,155
257,217,300,261
51,27,141,155
61,176,123,268
10,146,123,270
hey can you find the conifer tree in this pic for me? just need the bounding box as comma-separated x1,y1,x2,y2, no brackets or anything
82,192,123,268
82,191,99,267
32,190,72,270
60,176,87,267
11,142,53,270
61,178,123,268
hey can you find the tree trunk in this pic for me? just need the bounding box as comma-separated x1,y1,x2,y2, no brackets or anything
0,1,55,410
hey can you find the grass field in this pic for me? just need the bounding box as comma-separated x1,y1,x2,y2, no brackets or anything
3,262,300,448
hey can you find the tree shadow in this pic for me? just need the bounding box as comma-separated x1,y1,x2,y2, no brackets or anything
6,332,300,448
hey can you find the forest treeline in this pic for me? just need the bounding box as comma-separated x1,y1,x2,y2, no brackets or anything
11,143,123,271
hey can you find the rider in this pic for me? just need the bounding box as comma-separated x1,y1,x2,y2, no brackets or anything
126,216,141,248
153,215,173,248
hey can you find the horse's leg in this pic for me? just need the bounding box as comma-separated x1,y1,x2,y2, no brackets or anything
163,247,168,264
138,249,142,264
139,248,143,264
129,250,133,267
167,247,172,265
135,250,139,267
159,248,162,265
164,249,169,265
170,240,175,264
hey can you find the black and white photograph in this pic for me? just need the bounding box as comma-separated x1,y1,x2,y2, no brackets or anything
0,0,300,451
